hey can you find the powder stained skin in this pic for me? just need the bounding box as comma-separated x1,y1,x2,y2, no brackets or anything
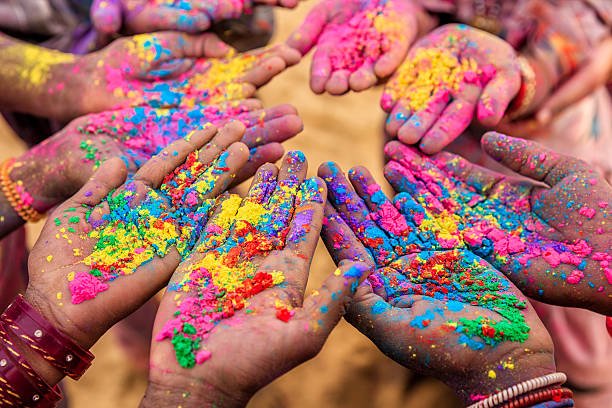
64,144,232,304
157,159,324,367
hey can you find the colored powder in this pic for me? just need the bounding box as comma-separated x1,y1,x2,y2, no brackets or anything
324,1,403,72
105,44,260,108
382,46,495,111
156,172,322,367
67,147,232,304
2,43,74,88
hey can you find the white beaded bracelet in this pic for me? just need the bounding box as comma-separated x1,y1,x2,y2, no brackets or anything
466,372,567,408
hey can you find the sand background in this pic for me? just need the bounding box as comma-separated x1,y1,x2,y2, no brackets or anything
0,3,462,407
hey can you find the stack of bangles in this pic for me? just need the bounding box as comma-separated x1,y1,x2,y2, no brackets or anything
467,373,574,408
0,295,94,407
0,158,44,223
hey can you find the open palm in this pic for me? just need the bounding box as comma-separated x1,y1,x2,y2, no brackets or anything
319,161,554,403
147,152,371,407
384,132,611,315
26,124,249,350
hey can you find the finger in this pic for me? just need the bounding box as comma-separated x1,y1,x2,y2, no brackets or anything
91,0,122,34
231,143,285,187
198,141,250,198
310,47,332,94
241,114,303,147
477,66,521,127
325,70,351,95
241,56,291,88
349,61,378,92
419,83,480,154
278,177,326,294
69,158,128,207
383,141,446,214
321,203,375,266
319,162,398,266
300,261,373,332
397,90,450,145
348,167,416,245
141,58,194,80
265,151,308,233
385,104,411,136
481,132,588,186
132,7,211,33
374,24,415,78
286,4,328,55
132,125,216,189
194,122,247,167
244,163,279,204
434,151,504,196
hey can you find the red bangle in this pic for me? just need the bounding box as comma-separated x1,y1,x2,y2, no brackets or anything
502,386,573,408
1,295,94,380
0,324,62,407
606,316,612,337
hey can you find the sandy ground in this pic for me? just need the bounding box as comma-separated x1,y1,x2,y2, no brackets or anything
0,3,462,407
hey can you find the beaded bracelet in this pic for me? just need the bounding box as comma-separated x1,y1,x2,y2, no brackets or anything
0,324,62,407
467,372,567,408
1,295,94,380
0,158,43,223
507,56,536,121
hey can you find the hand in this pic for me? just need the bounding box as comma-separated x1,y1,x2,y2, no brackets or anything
91,0,301,35
59,32,300,120
319,161,554,403
11,101,302,212
144,152,371,408
384,132,612,315
382,24,520,154
287,0,420,94
24,123,250,352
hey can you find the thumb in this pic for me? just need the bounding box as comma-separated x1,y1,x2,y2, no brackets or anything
67,157,128,207
91,0,122,34
299,261,372,333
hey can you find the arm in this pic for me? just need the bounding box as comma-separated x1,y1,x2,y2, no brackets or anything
0,34,84,121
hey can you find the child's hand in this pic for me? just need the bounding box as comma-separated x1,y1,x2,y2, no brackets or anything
24,124,249,351
144,152,371,408
63,32,299,119
91,0,301,35
383,24,520,154
287,0,420,94
384,133,611,315
319,162,554,404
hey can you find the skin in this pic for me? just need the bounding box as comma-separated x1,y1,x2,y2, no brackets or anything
318,161,554,404
383,24,520,154
0,102,303,239
91,0,302,35
143,153,371,408
384,133,611,315
19,124,250,387
287,0,421,94
0,31,300,122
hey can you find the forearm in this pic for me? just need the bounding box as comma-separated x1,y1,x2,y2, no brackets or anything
141,380,250,408
0,33,82,121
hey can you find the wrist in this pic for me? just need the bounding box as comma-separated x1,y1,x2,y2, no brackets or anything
457,348,556,404
142,377,251,408
9,154,57,214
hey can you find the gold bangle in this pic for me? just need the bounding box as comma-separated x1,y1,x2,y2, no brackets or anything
0,158,43,223
508,56,536,121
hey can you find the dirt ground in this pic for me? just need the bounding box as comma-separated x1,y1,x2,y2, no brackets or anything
0,3,462,407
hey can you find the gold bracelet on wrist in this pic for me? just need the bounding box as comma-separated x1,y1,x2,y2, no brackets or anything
0,158,43,223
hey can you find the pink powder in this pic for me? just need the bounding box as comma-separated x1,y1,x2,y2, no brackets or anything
578,206,596,219
598,201,608,208
374,202,410,236
195,350,212,364
566,270,584,285
541,248,561,268
69,271,110,304
567,240,592,257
